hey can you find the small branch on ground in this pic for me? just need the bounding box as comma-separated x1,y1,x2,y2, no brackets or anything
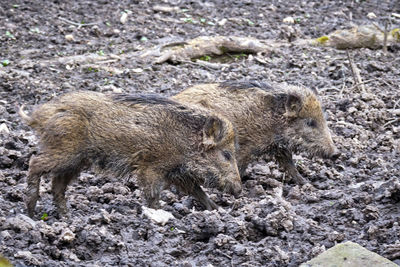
59,17,99,28
143,36,273,64
181,60,230,70
346,50,366,92
383,19,389,54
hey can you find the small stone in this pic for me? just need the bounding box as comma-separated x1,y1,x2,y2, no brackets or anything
5,214,36,232
348,107,358,114
65,34,74,41
120,12,129,24
112,86,123,93
0,105,6,115
131,68,143,73
283,17,295,24
61,229,75,243
282,219,294,231
99,209,112,224
218,18,227,26
113,29,120,35
367,12,377,19
232,244,246,256
14,251,41,266
153,5,180,13
0,123,10,134
69,252,80,262
274,245,290,261
0,230,11,240
142,206,174,225
300,241,398,266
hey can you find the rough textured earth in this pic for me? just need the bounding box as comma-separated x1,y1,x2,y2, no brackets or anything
1,0,400,266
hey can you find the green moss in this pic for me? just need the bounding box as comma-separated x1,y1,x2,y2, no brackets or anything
316,35,329,44
0,255,12,267
391,28,400,41
198,55,211,61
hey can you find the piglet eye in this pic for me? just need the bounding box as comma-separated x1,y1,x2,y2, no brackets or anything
306,119,317,128
222,151,232,161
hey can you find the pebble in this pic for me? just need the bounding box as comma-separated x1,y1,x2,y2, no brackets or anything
142,206,175,225
283,17,295,24
218,18,227,26
120,12,129,24
61,229,75,243
65,34,74,41
0,123,10,134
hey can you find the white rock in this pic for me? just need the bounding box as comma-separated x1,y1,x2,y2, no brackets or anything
348,107,358,114
14,251,41,266
69,252,81,262
131,68,143,73
218,18,227,26
153,5,180,13
61,229,75,242
0,123,10,134
142,206,175,225
283,16,295,24
1,230,11,240
367,12,377,19
120,12,129,24
65,34,74,41
14,251,33,258
112,86,123,93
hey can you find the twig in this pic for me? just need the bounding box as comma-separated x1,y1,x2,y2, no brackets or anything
346,50,366,92
59,17,99,28
393,98,400,110
346,79,375,91
372,23,384,33
383,118,399,128
181,60,229,70
383,19,389,54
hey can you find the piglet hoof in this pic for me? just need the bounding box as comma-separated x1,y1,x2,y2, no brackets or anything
292,173,308,185
27,209,35,219
55,206,70,219
26,202,36,218
208,202,218,211
205,199,218,211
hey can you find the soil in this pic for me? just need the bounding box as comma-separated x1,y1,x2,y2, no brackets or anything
1,0,400,266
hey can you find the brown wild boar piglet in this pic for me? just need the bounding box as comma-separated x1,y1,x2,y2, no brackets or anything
19,91,241,217
173,81,340,184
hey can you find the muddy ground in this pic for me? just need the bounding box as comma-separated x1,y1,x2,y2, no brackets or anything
1,0,400,266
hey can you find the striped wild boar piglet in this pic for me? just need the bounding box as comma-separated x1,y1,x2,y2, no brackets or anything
19,91,241,218
173,81,340,185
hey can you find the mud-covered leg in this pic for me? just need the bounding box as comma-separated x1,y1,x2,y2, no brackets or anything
143,186,162,209
275,148,307,185
51,172,78,217
25,155,50,217
169,176,217,210
189,184,218,211
139,168,166,209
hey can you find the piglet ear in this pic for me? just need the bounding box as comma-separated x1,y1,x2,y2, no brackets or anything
284,94,302,118
202,116,224,150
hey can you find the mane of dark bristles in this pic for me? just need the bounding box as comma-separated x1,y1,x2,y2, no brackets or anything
113,93,180,106
219,80,274,91
113,93,208,132
220,80,319,96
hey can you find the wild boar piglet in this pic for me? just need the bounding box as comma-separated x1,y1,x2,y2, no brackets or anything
20,91,242,217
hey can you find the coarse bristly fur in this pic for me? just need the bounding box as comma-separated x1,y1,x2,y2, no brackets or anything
172,81,340,185
19,91,242,218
